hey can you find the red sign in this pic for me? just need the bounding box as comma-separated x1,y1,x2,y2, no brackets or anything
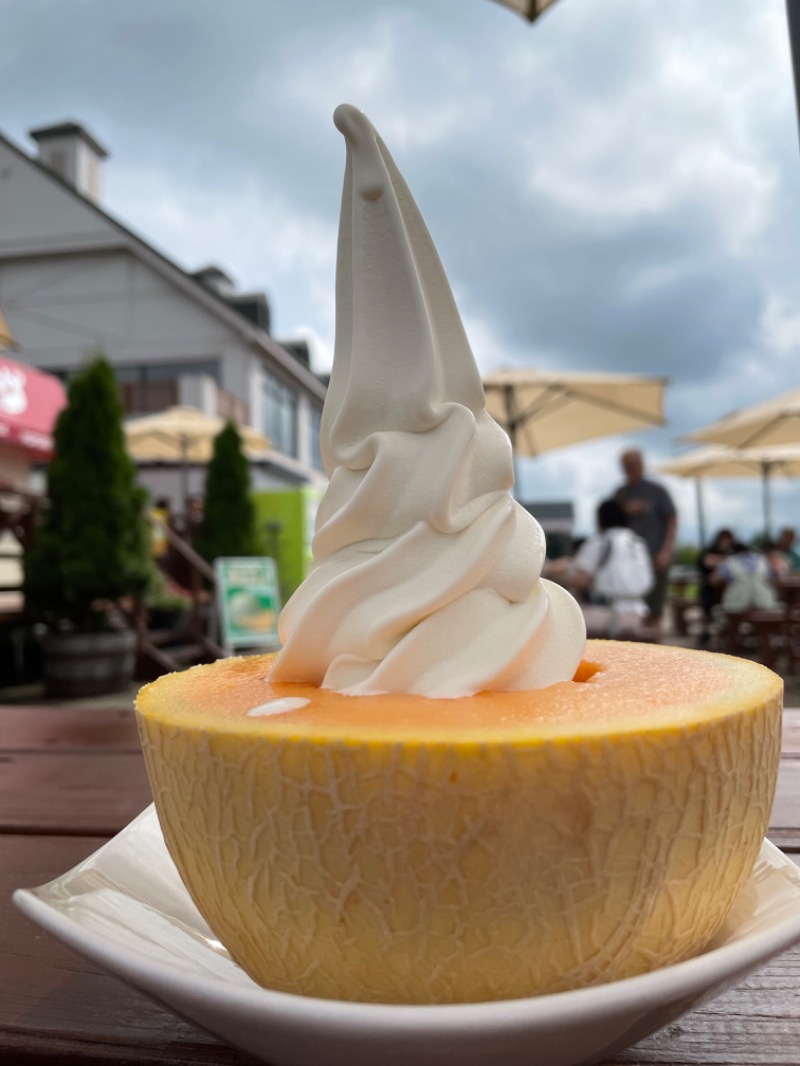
0,355,67,459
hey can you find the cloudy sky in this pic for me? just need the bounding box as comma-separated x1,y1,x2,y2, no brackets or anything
3,0,800,542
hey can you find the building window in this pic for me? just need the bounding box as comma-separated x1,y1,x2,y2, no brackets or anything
309,405,323,471
113,360,220,384
262,369,297,457
45,360,222,416
112,360,220,415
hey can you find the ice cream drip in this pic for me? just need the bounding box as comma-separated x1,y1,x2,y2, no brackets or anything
271,104,585,697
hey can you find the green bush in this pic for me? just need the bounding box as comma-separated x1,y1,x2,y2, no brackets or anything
24,356,152,630
194,420,259,562
674,544,700,568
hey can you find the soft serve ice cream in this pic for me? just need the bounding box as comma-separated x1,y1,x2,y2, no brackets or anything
272,104,585,697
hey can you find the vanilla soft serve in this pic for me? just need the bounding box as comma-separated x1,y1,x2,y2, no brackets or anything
272,105,586,697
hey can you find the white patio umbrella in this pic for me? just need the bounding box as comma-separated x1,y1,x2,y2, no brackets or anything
482,368,667,457
659,444,800,543
125,405,270,508
685,387,800,451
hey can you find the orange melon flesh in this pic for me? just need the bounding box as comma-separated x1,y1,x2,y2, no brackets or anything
136,640,782,1004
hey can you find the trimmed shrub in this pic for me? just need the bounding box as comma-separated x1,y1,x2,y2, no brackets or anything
194,420,258,562
24,356,151,630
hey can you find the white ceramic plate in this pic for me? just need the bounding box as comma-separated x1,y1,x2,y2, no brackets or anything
14,806,800,1066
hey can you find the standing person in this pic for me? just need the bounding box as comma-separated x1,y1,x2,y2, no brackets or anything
614,448,677,634
149,497,172,560
185,494,205,544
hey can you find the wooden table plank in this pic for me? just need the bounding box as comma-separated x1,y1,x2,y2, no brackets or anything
769,759,800,851
4,833,800,1066
0,751,152,835
1,835,262,1065
782,709,800,757
609,952,800,1064
0,705,142,753
2,704,800,1064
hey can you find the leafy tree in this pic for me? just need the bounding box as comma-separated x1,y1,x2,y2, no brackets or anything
24,356,151,630
194,420,258,561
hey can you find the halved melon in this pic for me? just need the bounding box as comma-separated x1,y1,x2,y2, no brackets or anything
135,641,782,1004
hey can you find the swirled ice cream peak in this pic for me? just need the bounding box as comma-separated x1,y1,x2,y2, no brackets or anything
271,104,586,697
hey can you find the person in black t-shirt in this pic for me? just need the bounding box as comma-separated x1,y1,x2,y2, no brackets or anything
614,449,677,634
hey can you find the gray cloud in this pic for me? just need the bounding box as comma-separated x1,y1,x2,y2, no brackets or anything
2,0,800,540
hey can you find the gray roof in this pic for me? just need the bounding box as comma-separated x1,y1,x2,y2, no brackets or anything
0,126,326,404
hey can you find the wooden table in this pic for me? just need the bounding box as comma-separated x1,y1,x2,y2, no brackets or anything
2,702,800,1066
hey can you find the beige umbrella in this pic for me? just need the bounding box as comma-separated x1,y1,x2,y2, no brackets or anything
482,368,667,456
659,444,800,542
125,405,269,507
490,0,560,20
685,387,800,451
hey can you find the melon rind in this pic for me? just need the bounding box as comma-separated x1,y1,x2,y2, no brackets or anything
135,641,782,1004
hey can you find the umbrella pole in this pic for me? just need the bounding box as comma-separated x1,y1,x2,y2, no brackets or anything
762,463,773,541
506,402,520,500
181,436,189,517
695,478,707,549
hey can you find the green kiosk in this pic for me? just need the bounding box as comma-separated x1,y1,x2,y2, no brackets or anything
253,487,322,605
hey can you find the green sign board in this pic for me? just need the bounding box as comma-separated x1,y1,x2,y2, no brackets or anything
214,557,281,653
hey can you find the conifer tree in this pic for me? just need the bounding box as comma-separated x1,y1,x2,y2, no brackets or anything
194,420,258,562
24,356,151,629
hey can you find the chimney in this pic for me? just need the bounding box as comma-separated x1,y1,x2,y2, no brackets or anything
29,121,109,203
192,265,236,298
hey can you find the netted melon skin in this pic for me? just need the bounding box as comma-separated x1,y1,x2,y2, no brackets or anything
137,684,781,1004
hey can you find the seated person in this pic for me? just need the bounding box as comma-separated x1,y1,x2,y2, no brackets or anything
568,499,654,638
770,527,800,576
697,528,736,645
712,542,779,613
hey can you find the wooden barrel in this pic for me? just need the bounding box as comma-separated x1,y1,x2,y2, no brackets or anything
43,630,137,698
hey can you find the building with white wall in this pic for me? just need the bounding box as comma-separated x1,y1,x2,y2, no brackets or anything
0,120,328,505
